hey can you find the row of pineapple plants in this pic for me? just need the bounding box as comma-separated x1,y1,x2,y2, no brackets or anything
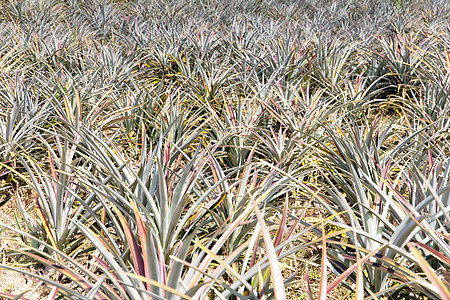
0,0,449,299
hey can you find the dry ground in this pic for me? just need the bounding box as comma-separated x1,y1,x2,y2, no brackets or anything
0,188,44,300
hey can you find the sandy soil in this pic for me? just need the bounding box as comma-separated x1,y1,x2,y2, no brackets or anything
0,188,44,300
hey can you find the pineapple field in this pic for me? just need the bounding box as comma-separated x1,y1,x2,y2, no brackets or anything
0,0,449,299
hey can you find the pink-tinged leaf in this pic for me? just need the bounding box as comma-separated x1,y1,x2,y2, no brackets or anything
250,238,259,269
257,265,265,298
114,208,145,279
74,87,82,128
251,194,286,300
131,200,150,291
274,195,288,251
164,139,171,166
0,255,3,279
318,223,327,300
428,149,433,171
91,254,128,297
34,197,57,250
140,123,147,164
0,291,31,300
14,250,94,292
47,286,58,300
285,199,312,244
375,158,392,214
408,243,450,300
327,245,386,294
305,265,313,300
410,241,450,266
92,254,118,274
159,246,166,286
48,148,58,182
